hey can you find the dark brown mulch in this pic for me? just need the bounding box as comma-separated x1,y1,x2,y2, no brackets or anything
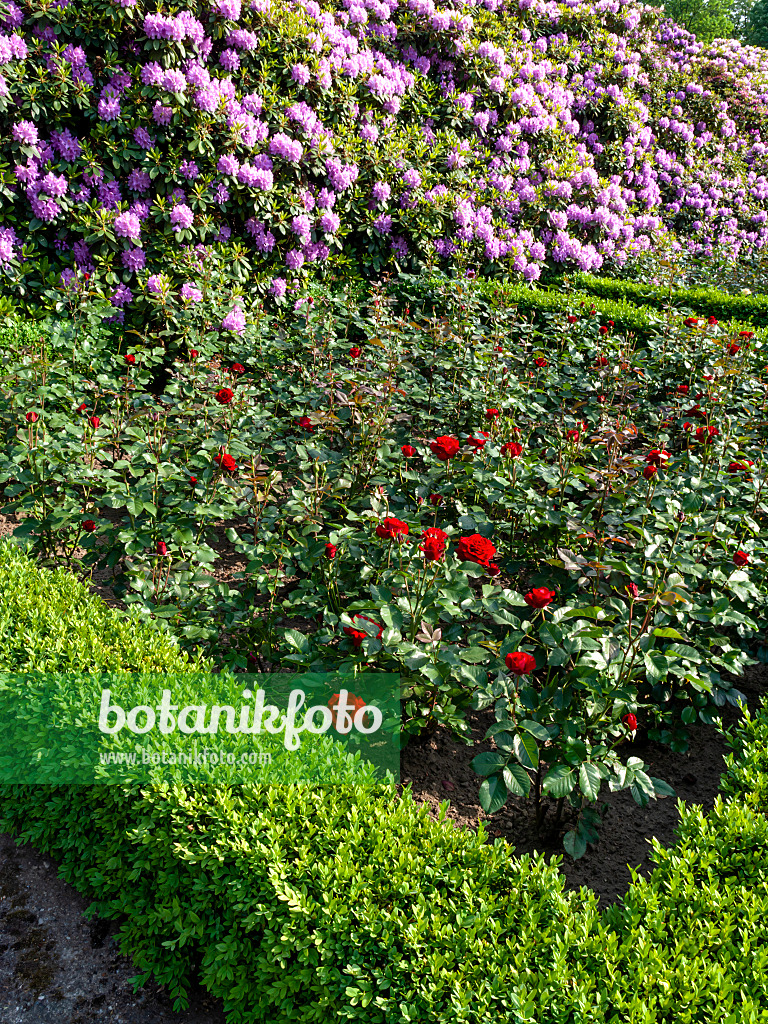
400,662,768,911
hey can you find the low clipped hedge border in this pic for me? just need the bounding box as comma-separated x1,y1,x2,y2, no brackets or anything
565,272,768,327
390,274,768,348
1,539,768,1023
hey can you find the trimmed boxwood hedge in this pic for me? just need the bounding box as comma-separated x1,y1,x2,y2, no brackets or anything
566,272,768,327
1,538,768,1023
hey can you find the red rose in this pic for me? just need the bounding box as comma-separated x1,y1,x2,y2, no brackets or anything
626,582,639,598
124,353,136,365
566,428,581,442
695,425,719,444
739,331,753,339
215,387,234,405
230,363,245,374
420,527,448,562
376,517,409,540
501,441,523,457
213,452,237,472
327,692,372,729
467,431,489,451
343,614,383,649
156,540,168,556
325,543,337,559
505,651,536,675
645,449,670,466
401,444,417,457
524,587,556,609
608,320,614,327
676,384,689,394
83,520,97,533
457,534,499,574
430,435,460,461
297,416,314,432
25,411,38,423
566,315,578,324
684,317,698,327
707,316,718,326
727,343,740,355
348,346,362,358
89,416,100,429
595,355,608,366
643,465,657,480
190,476,197,485
622,713,638,731
429,493,442,506
189,349,199,359
733,550,750,567
599,325,608,335
685,404,707,419
534,357,548,368
485,408,500,419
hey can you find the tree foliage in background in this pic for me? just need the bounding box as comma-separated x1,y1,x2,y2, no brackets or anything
745,0,768,46
661,0,736,43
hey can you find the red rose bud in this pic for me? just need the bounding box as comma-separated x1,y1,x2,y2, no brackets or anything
77,402,87,413
325,543,337,559
429,493,443,506
622,713,638,731
430,435,460,461
189,349,199,359
420,527,448,562
599,325,608,335
297,416,314,432
739,331,753,339
676,384,689,394
505,651,536,676
25,411,38,423
89,416,100,429
83,520,97,532
566,315,578,324
524,587,556,609
707,316,718,326
566,428,580,442
376,517,409,540
401,444,417,457
230,363,245,374
595,355,608,366
485,408,500,419
348,346,362,358
189,476,197,485
684,317,698,327
733,550,750,567
608,320,614,327
124,353,136,365
501,441,523,457
215,387,234,405
626,582,639,598
156,540,168,556
728,343,740,355
534,357,548,368
643,464,657,480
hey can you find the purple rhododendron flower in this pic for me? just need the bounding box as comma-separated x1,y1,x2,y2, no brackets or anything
114,212,141,240
181,282,203,302
170,204,194,231
222,306,246,333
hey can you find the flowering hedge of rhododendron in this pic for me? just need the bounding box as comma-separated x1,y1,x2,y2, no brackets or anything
3,0,768,325
2,267,765,857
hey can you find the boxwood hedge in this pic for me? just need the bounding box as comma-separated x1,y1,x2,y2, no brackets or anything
1,538,767,1023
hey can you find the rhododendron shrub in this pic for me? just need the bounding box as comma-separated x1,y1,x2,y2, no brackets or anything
3,0,768,325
